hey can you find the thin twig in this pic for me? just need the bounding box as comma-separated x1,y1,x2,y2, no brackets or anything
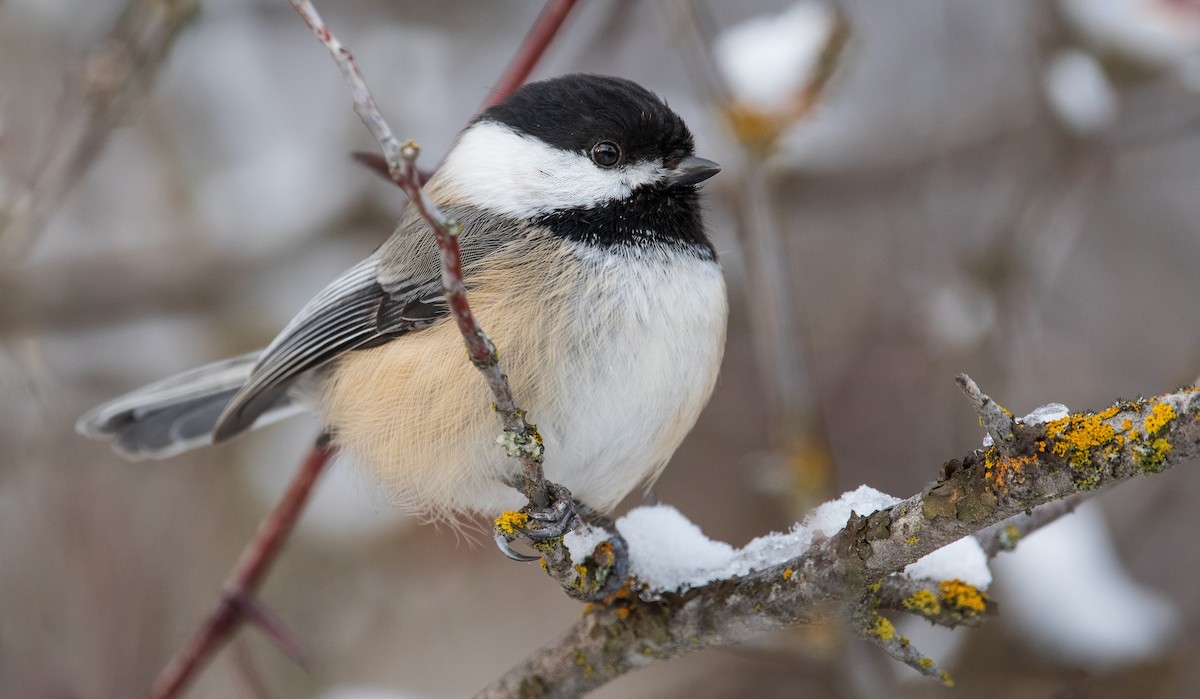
148,438,334,699
975,493,1086,557
483,0,579,111
0,0,199,262
351,0,578,189
145,4,581,696
956,373,1019,457
290,0,551,508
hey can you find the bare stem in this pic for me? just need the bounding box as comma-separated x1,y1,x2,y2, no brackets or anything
147,438,334,699
290,0,553,507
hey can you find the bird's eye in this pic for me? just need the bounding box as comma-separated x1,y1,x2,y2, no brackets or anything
590,141,621,168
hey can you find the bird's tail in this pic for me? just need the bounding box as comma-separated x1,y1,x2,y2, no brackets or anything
76,351,306,460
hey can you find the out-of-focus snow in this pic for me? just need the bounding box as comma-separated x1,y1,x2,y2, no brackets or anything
713,1,836,112
1059,0,1200,69
617,486,901,592
983,402,1071,447
992,501,1179,667
924,280,997,350
1044,49,1118,135
905,536,992,589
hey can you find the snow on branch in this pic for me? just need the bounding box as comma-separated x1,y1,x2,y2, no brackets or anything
479,380,1200,698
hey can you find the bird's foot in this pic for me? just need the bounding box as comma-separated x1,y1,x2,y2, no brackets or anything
493,483,580,562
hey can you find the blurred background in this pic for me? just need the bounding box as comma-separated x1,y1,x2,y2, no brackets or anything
3,0,1200,697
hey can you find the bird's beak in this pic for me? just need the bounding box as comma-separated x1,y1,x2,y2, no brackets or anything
667,156,721,187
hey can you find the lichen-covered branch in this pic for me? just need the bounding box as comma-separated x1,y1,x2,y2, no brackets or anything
479,385,1200,698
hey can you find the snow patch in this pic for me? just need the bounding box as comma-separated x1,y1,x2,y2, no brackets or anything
618,486,901,592
564,524,613,566
905,536,992,589
1044,49,1117,135
983,403,1070,447
714,2,837,111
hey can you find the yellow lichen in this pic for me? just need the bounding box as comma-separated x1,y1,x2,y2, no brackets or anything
1144,401,1176,437
493,511,529,535
940,671,955,687
938,579,987,614
918,657,935,670
902,589,942,616
782,568,794,581
1045,410,1124,471
904,535,919,545
870,614,896,642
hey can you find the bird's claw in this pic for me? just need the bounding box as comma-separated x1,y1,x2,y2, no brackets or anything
494,532,541,562
493,484,580,563
516,484,579,540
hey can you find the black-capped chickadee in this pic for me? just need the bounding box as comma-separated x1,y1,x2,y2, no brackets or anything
78,74,726,519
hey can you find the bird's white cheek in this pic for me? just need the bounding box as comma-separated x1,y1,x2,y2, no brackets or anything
436,121,662,218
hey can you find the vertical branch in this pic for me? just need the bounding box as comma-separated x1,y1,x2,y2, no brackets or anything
290,0,552,507
482,0,579,111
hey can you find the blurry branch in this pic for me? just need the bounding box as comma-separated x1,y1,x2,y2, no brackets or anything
352,0,577,183
661,0,849,511
0,0,198,263
480,379,1200,697
149,438,333,699
975,492,1086,558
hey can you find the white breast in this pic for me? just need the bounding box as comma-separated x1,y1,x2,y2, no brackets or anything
322,237,727,519
534,242,728,513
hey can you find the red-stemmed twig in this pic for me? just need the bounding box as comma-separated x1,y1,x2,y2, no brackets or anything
144,3,579,697
352,0,578,183
479,0,579,111
148,438,333,699
291,0,552,506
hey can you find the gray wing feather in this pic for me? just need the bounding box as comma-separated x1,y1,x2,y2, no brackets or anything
76,352,305,460
211,205,526,443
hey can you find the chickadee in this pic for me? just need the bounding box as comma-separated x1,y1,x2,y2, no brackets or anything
78,74,726,519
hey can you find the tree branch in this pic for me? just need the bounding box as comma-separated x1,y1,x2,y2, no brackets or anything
0,0,198,262
479,383,1200,697
290,0,550,508
148,437,334,699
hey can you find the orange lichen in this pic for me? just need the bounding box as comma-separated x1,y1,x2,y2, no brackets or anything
938,579,987,614
782,568,794,581
983,451,1038,490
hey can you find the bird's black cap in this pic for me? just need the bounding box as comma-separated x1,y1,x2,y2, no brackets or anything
480,74,696,168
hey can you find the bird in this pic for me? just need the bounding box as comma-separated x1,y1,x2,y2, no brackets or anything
77,74,727,525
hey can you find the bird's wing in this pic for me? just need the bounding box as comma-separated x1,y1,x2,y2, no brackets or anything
212,206,524,442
